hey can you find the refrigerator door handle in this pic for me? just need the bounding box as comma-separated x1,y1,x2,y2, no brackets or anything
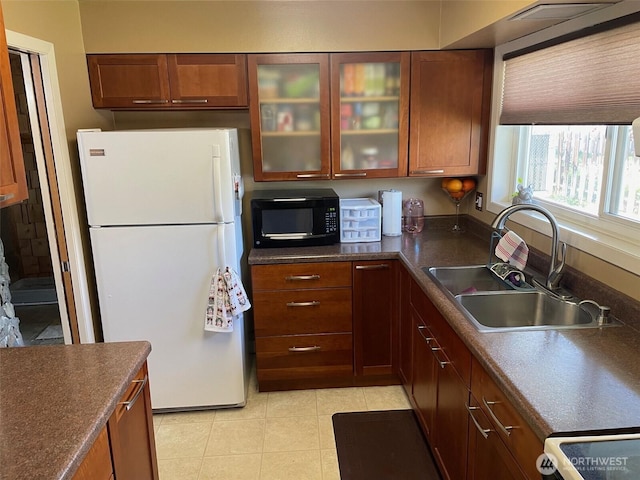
217,225,226,268
212,145,225,223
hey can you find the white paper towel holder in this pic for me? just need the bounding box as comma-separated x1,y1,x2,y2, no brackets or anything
382,189,402,236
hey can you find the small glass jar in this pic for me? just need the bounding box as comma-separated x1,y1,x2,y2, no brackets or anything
403,198,424,234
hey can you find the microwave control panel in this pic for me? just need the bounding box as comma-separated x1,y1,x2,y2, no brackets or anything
325,207,338,233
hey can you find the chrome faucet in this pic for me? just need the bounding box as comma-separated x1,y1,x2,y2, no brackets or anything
490,204,566,291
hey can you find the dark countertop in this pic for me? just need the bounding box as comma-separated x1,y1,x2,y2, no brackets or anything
249,222,640,441
0,341,151,480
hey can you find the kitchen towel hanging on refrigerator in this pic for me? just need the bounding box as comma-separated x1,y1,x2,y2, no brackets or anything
205,267,251,333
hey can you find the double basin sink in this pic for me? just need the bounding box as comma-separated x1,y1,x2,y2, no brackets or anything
423,265,614,333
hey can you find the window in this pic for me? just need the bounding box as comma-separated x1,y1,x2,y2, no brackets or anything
489,12,640,273
515,125,639,223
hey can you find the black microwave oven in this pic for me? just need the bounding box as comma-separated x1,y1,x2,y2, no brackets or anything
251,188,340,248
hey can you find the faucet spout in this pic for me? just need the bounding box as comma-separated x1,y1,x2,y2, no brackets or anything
491,204,565,291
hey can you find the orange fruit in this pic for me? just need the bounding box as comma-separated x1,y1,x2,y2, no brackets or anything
441,178,451,189
462,178,476,192
450,190,465,199
446,178,463,193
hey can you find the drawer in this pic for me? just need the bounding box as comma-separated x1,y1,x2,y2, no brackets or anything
251,262,352,291
256,333,353,382
471,357,544,480
253,288,352,337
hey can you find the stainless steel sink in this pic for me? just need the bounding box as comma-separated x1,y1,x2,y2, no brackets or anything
423,265,512,296
455,291,606,332
423,265,616,332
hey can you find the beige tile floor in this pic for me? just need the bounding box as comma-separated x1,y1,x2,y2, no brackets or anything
153,367,412,480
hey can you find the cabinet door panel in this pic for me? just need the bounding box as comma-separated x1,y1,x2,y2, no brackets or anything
411,311,437,439
330,52,409,179
353,260,397,376
433,361,469,480
398,266,413,393
472,357,544,480
108,363,158,480
0,7,28,207
87,54,170,108
248,53,331,181
72,427,113,480
467,396,527,480
167,54,248,107
409,50,492,177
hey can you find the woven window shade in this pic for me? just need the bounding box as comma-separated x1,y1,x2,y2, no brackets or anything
500,20,640,125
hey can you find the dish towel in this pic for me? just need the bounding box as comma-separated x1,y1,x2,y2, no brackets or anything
205,267,251,333
495,231,529,271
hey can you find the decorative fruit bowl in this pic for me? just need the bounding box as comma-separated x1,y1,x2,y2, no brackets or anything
441,177,477,232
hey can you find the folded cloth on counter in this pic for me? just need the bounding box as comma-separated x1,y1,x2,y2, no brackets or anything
495,230,529,271
205,267,251,333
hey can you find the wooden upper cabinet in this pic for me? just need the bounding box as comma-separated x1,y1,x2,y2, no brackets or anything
0,6,28,208
330,52,410,179
87,53,248,109
88,54,170,108
167,54,248,107
248,53,331,181
409,49,493,177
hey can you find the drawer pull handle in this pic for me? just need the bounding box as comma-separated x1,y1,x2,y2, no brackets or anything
334,172,367,177
482,397,514,436
355,264,389,270
171,99,208,104
286,301,320,307
296,173,330,178
288,346,321,352
466,404,491,439
0,193,15,202
132,99,169,104
416,324,433,343
411,169,445,175
118,375,148,411
285,275,320,281
430,346,451,369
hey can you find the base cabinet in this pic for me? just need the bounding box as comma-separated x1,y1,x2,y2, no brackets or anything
72,427,113,480
353,260,398,378
251,260,399,391
108,363,158,480
402,264,543,480
467,395,528,480
409,275,471,480
251,262,354,391
73,363,158,480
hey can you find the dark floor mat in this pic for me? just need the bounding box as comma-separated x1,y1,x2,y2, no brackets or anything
332,409,441,480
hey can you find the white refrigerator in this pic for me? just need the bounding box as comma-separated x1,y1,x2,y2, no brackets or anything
77,128,248,411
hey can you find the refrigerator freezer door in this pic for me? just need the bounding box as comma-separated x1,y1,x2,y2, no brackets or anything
90,223,246,409
78,129,239,226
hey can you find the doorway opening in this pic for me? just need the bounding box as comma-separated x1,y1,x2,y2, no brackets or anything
0,51,63,345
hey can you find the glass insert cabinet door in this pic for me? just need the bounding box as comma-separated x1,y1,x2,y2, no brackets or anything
330,52,409,179
248,54,331,181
